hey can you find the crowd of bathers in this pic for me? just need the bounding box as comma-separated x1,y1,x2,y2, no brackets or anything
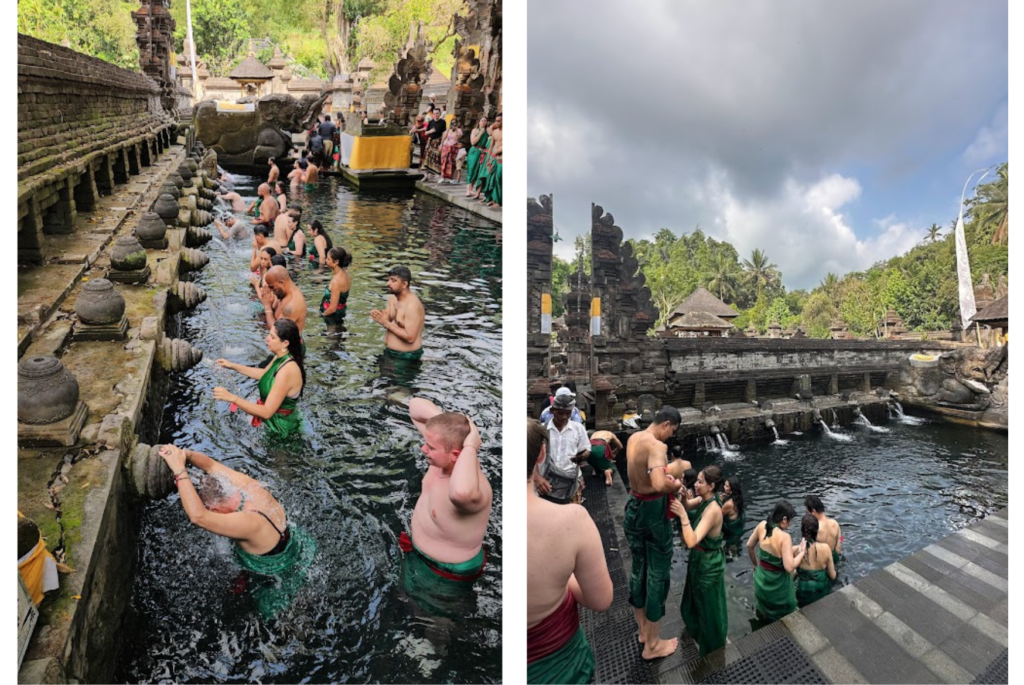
149,153,493,621
410,96,503,208
526,388,844,684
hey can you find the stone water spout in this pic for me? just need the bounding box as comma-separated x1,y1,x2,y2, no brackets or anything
124,443,175,500
812,408,823,423
764,418,776,429
157,335,203,371
168,281,207,312
186,225,213,247
179,247,209,271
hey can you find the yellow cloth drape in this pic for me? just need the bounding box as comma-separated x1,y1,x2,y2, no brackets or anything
17,512,58,605
348,136,412,170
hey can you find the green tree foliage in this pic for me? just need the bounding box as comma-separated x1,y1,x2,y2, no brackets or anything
18,0,140,69
967,163,1008,245
550,255,571,319
354,0,466,81
170,0,252,75
742,248,781,300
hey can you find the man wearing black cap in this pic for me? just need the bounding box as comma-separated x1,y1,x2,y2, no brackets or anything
371,266,425,360
536,392,591,504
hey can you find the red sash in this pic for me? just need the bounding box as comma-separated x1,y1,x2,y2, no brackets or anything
251,398,295,428
527,591,580,664
398,531,487,582
630,490,677,520
759,557,785,573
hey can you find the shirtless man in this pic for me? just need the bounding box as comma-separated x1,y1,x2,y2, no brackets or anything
250,226,283,271
805,495,843,565
588,430,623,487
370,266,425,361
259,265,308,335
251,184,279,226
402,397,492,613
303,161,319,184
624,405,683,659
287,163,304,187
267,157,280,185
214,216,247,239
527,419,611,683
273,207,296,248
218,191,246,212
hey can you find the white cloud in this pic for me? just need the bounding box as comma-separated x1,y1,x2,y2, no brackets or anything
961,102,1008,166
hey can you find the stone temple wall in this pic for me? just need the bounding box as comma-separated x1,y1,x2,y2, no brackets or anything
18,34,175,264
527,195,554,412
589,203,668,427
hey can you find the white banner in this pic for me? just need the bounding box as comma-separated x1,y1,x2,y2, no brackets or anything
955,169,991,329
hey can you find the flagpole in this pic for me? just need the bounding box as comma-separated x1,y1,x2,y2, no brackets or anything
186,0,198,99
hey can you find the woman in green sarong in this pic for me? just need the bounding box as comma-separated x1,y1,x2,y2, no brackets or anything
721,476,746,551
213,318,304,439
157,444,315,618
320,247,352,325
670,465,728,657
746,500,805,623
796,514,835,608
463,116,489,195
307,220,334,268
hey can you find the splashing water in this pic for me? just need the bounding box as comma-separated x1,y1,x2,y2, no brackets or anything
855,414,891,434
770,425,789,446
819,418,854,442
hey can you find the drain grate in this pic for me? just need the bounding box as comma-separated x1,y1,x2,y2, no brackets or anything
580,470,655,684
698,636,829,684
972,648,1008,684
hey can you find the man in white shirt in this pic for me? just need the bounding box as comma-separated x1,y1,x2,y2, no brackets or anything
536,393,591,504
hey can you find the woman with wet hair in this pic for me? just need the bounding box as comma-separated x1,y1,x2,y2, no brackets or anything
320,247,353,324
795,514,835,607
669,465,727,656
213,318,305,438
307,220,334,267
746,500,805,622
720,476,746,549
274,181,287,212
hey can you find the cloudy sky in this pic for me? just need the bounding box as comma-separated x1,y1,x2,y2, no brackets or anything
528,0,1008,290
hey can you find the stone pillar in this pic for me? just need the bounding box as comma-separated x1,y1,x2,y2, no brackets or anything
744,379,757,403
127,144,141,175
73,167,99,212
112,148,129,184
527,195,554,414
18,199,45,264
693,381,706,409
829,374,839,395
862,372,872,393
41,180,76,235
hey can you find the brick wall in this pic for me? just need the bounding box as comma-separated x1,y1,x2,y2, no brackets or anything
18,34,171,182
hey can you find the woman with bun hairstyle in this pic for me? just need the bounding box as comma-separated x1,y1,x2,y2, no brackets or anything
213,318,305,438
669,465,727,656
720,475,746,550
746,500,805,622
795,514,835,607
320,247,353,324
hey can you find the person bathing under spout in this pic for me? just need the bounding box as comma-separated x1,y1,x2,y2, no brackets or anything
157,443,315,616
624,405,683,659
400,397,493,614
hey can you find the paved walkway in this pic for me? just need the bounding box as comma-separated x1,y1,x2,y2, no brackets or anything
582,468,1008,684
414,177,502,224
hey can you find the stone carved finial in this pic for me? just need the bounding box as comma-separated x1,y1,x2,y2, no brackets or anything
125,443,175,500
17,356,80,425
995,274,1008,300
974,273,995,309
384,21,432,126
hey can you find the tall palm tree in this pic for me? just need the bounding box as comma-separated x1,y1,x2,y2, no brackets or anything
742,248,780,299
707,254,739,303
819,272,840,302
926,223,942,242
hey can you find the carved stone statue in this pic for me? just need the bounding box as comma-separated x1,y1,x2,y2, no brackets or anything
974,273,995,310
383,21,432,127
194,92,329,166
892,346,1008,428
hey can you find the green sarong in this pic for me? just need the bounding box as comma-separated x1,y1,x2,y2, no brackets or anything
384,347,424,361
587,440,614,473
484,160,502,205
234,525,316,619
832,549,842,566
721,503,745,548
680,497,727,656
319,285,348,324
623,492,673,622
401,536,484,618
796,567,831,608
465,131,490,186
754,545,797,622
256,354,302,439
474,151,493,191
527,626,594,685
